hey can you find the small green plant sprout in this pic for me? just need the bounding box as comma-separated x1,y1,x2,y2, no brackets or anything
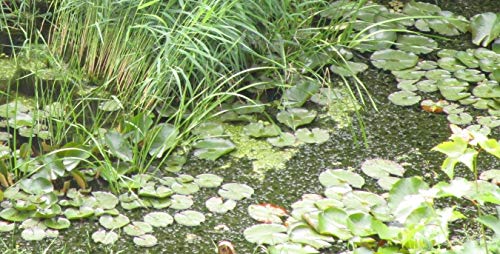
432,124,499,180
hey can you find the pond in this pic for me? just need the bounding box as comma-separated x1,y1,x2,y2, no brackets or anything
0,0,499,253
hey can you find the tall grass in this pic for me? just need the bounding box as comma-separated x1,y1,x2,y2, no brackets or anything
1,0,384,185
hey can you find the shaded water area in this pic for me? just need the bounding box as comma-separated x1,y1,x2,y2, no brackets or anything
4,65,498,254
1,1,499,253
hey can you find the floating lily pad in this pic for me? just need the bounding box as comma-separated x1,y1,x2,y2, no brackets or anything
194,174,223,188
163,154,187,173
477,116,500,128
377,176,401,191
392,69,425,80
282,80,321,108
437,78,469,88
20,177,53,195
0,221,15,232
361,159,405,179
470,12,500,47
92,230,118,245
133,234,158,247
403,1,440,16
295,128,329,144
447,113,473,125
454,69,486,82
269,243,319,254
232,101,265,115
0,208,33,222
289,224,333,249
396,35,438,54
456,51,480,68
388,91,421,106
426,69,452,80
174,210,205,226
171,182,199,195
243,224,288,245
473,82,500,98
248,204,287,223
267,133,297,147
205,197,237,214
193,138,235,160
64,207,94,220
277,108,317,130
438,57,466,72
169,194,194,210
98,98,122,112
417,60,438,70
43,217,70,230
319,169,365,188
21,227,46,241
416,80,438,93
397,80,418,92
421,99,448,113
439,86,470,101
124,221,153,237
192,122,224,138
218,183,254,201
92,192,118,210
139,184,173,198
480,170,500,184
144,212,173,227
330,61,368,77
243,122,280,138
99,214,130,230
370,49,419,71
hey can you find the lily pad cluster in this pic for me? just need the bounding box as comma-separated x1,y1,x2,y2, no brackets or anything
0,171,254,248
244,158,500,253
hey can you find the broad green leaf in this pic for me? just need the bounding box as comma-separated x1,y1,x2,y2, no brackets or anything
99,214,130,229
244,224,288,245
330,61,368,77
124,221,153,236
319,169,365,188
388,91,421,106
289,224,333,249
104,131,133,162
370,49,419,71
470,12,500,47
174,210,205,226
146,123,178,158
295,128,330,144
92,230,118,245
317,207,352,240
397,35,438,54
277,108,317,130
218,183,254,201
243,121,280,138
206,197,237,214
193,138,235,160
144,212,173,227
248,204,287,223
361,159,405,179
194,174,223,188
267,133,297,147
133,234,157,247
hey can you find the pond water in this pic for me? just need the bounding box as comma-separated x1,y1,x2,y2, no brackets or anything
1,0,499,253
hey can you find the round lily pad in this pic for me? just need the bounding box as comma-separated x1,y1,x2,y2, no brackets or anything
133,234,158,247
171,182,199,195
417,60,438,70
388,91,421,106
99,214,130,230
295,128,330,144
243,224,288,245
64,207,94,220
43,217,71,230
0,208,33,222
473,82,500,98
416,80,438,93
396,34,438,54
144,211,173,227
361,159,405,179
138,184,173,199
456,51,479,68
174,210,205,226
21,227,46,241
477,116,500,128
248,204,287,223
397,80,418,92
218,183,254,201
92,191,119,210
437,57,466,72
194,174,223,188
319,169,365,188
205,197,237,214
243,121,280,138
392,69,425,80
193,138,236,161
330,61,368,77
269,243,319,254
0,221,15,232
425,69,451,80
439,86,470,101
277,108,317,130
370,49,419,71
169,194,194,210
92,230,118,245
124,221,153,237
267,133,297,147
454,69,486,82
447,113,473,125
